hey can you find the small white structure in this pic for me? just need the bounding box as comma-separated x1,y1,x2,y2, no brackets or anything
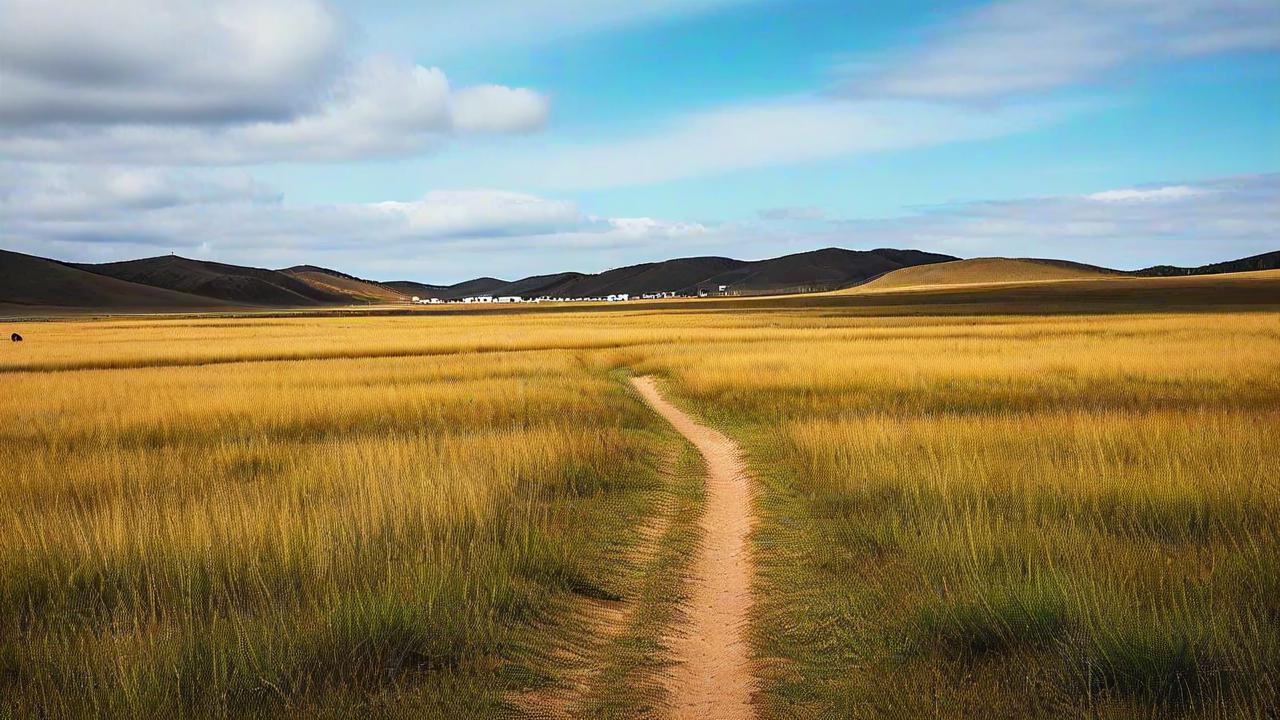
606,294,630,302
496,296,522,303
463,295,494,304
411,296,420,303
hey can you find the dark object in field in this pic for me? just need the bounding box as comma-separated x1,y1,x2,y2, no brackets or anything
10,333,21,342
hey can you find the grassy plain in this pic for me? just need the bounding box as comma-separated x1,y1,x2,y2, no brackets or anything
0,317,679,718
2,279,1277,718
635,310,1280,719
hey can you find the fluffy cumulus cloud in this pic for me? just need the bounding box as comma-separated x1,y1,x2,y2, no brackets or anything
2,0,1275,277
847,0,1280,100
826,175,1280,268
0,0,549,163
0,0,345,125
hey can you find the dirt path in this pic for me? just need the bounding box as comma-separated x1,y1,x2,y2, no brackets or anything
630,376,758,720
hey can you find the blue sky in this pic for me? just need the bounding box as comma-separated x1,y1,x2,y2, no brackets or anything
1,0,1277,281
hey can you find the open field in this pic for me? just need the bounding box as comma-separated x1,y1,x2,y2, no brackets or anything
2,274,1278,718
0,321,678,718
635,309,1280,719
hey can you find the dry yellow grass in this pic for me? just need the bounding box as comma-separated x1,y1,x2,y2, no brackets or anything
0,319,672,718
637,310,1280,719
2,295,1277,719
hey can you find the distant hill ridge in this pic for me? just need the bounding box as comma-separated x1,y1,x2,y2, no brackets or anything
1,245,1276,309
856,257,1121,292
389,247,958,300
281,265,407,303
73,255,346,306
0,249,238,309
1134,251,1280,277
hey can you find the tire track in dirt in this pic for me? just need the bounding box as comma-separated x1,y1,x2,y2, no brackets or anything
630,376,758,720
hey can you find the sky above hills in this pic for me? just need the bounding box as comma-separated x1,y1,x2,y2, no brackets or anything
1,0,1277,282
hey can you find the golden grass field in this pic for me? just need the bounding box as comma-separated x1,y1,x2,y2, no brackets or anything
2,280,1277,718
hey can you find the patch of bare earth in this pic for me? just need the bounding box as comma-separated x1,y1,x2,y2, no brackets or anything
630,376,758,720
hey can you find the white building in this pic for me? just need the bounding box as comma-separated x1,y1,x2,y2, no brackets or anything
496,296,522,303
463,295,494,304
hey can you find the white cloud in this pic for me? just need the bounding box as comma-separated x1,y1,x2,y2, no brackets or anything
0,165,278,222
5,162,1272,281
826,175,1280,268
847,0,1280,100
1087,185,1206,203
452,86,550,134
0,58,550,164
603,217,711,240
359,0,764,59
759,206,825,221
367,190,582,238
425,97,1071,190
0,0,346,124
0,163,717,280
0,1,549,163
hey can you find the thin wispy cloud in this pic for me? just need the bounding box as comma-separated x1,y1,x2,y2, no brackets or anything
353,0,768,58
759,206,825,221
827,175,1280,268
844,0,1280,100
424,97,1078,190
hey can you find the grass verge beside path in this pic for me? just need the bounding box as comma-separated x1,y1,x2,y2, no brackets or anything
575,441,706,718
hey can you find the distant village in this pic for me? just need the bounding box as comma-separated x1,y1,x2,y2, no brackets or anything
409,287,728,305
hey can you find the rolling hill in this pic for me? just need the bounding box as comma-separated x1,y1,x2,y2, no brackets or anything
73,255,346,306
383,277,512,301
699,247,958,294
0,249,238,310
1135,250,1280,277
282,266,407,303
468,247,958,299
854,257,1119,292
4,246,1277,313
382,280,450,297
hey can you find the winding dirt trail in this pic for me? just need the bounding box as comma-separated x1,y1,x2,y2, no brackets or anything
630,376,758,720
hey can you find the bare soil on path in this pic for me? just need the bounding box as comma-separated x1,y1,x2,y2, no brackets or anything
630,376,758,720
